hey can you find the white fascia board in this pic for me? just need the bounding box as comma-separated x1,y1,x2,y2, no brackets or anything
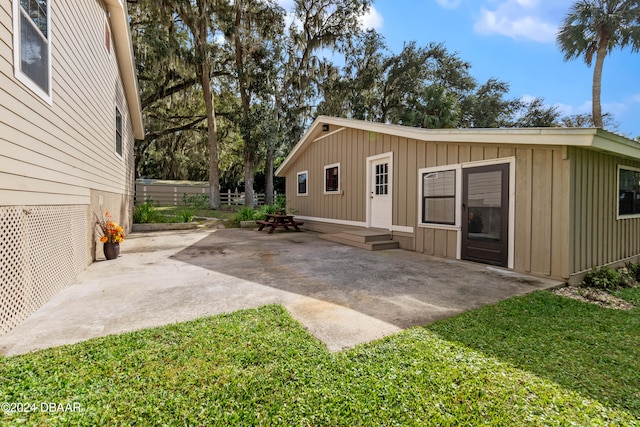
277,116,640,176
104,0,144,140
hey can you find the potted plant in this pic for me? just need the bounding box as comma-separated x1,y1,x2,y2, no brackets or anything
96,211,125,260
274,195,287,215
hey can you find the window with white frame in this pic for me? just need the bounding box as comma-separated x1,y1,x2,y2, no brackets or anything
619,166,640,217
13,0,51,102
324,163,340,193
115,107,123,157
421,169,456,225
297,171,308,195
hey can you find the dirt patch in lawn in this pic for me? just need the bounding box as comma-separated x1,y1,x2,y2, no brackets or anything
552,286,636,310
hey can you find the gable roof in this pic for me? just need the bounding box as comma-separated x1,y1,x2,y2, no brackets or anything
104,0,144,140
276,116,640,176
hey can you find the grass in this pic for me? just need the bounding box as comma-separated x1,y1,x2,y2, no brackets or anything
1,294,638,426
426,288,640,416
155,205,240,222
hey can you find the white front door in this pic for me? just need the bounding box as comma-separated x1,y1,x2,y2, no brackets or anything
369,155,392,229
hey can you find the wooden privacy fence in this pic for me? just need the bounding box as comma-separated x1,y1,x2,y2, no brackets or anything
134,180,272,206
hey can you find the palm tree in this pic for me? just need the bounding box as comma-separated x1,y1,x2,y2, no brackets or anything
557,0,640,128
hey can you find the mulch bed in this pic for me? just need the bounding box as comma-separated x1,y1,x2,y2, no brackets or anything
552,286,636,310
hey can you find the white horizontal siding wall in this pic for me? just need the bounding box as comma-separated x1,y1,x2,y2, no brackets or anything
0,0,136,335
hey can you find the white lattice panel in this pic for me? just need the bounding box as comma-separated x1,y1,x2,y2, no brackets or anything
0,208,28,335
1,206,88,335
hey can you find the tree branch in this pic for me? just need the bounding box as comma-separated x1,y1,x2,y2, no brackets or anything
141,78,198,109
145,116,206,141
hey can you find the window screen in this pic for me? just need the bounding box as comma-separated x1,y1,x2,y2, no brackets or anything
422,170,456,224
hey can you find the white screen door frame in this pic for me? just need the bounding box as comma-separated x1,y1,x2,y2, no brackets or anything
366,152,393,230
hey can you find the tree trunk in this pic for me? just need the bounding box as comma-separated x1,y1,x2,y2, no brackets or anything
234,0,255,207
592,42,607,128
201,61,220,209
174,0,221,209
194,5,220,209
264,140,274,205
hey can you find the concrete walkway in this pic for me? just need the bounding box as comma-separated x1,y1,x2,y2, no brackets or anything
0,228,562,356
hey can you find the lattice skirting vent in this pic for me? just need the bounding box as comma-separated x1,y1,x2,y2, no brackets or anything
0,205,88,335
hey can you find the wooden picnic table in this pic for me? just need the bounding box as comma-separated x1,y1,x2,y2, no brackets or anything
256,214,304,234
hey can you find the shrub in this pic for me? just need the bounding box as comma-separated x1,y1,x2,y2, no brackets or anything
173,209,194,223
134,199,163,224
582,266,621,291
182,193,210,208
233,207,256,222
581,263,639,291
625,262,640,282
254,204,276,221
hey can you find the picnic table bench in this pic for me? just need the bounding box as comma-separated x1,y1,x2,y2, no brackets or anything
256,214,304,234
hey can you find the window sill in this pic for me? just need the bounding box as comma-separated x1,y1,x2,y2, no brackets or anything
418,223,460,231
617,213,640,220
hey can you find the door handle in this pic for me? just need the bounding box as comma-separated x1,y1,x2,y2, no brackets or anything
462,203,466,210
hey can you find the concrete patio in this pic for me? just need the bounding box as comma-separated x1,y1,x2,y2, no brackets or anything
0,228,562,356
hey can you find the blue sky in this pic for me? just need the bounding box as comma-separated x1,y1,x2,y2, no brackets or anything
281,0,640,138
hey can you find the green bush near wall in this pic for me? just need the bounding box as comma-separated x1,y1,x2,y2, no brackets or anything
582,262,640,291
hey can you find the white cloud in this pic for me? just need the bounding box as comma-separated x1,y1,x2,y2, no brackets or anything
603,101,630,116
556,98,636,121
519,94,536,103
554,100,591,116
435,0,462,9
473,1,559,43
360,6,383,30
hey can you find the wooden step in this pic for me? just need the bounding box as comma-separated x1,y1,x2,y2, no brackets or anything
319,231,399,251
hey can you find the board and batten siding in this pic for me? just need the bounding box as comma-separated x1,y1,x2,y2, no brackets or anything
568,147,640,277
0,0,135,207
288,127,368,224
287,128,424,230
285,126,573,280
512,146,571,279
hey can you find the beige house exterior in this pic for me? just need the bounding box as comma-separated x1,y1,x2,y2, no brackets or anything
276,116,640,283
0,0,144,334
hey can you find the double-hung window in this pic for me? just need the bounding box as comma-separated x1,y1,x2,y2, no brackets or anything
13,0,52,103
324,163,340,193
115,107,123,157
619,166,640,217
421,169,456,225
297,171,308,195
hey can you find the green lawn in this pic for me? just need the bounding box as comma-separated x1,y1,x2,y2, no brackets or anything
1,291,638,426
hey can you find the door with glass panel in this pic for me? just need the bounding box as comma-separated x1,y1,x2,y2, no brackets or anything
370,157,392,229
461,163,509,267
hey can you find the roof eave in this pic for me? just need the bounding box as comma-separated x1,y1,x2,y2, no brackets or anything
104,0,144,140
276,116,640,176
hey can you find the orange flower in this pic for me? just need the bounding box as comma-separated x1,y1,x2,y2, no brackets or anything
96,210,125,244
